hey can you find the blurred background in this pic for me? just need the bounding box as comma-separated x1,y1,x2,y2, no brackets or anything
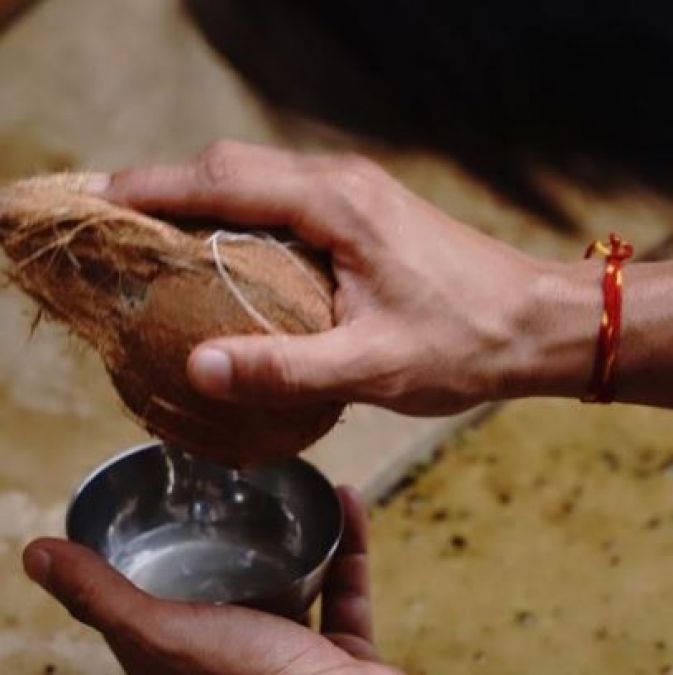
2,1,673,673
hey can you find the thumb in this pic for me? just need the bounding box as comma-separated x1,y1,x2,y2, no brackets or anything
23,538,151,634
187,324,376,405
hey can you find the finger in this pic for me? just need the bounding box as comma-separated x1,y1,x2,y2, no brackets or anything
187,323,378,405
23,538,152,635
321,487,373,644
89,141,342,249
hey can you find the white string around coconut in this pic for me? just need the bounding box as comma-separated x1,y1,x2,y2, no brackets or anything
207,230,280,334
207,230,331,335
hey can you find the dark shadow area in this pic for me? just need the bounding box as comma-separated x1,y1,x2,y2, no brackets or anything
185,0,673,231
0,0,40,31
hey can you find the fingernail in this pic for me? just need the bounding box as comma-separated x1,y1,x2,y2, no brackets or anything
82,172,111,195
24,547,52,589
190,347,233,395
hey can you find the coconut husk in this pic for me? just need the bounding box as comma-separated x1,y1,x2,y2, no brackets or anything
0,174,343,465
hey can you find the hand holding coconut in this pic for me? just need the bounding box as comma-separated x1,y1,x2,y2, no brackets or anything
0,140,553,468
98,142,673,414
6,141,673,469
3,139,541,469
95,141,545,418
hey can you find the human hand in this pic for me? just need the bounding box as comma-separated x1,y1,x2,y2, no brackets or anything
23,487,398,675
89,141,553,416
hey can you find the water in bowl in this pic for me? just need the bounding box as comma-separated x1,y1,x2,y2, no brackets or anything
111,520,305,603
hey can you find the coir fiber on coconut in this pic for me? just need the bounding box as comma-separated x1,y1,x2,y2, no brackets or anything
0,174,343,465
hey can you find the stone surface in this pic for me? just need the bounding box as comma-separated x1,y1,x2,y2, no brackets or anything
371,399,673,675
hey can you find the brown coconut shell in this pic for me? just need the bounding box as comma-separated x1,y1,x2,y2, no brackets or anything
0,174,343,466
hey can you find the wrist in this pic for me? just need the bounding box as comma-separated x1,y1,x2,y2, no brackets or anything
497,259,604,401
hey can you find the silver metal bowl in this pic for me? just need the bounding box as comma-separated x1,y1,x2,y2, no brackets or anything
66,442,343,619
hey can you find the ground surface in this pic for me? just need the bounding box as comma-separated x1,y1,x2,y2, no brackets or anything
371,400,673,675
2,1,673,674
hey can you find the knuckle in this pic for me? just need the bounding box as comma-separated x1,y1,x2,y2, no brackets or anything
340,153,383,178
197,140,242,187
63,578,102,627
316,155,390,229
320,154,381,190
369,371,409,402
329,155,384,193
243,342,301,399
358,342,411,402
63,577,149,637
268,344,302,397
123,602,176,652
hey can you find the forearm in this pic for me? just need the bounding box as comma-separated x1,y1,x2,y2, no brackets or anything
506,259,673,407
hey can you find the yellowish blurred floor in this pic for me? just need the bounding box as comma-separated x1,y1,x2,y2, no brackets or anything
371,400,673,675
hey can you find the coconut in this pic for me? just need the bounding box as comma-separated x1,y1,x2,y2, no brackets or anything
0,174,343,466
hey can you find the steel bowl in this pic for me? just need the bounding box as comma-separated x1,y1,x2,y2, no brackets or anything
66,442,343,619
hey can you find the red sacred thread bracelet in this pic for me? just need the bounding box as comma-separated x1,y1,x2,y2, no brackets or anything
582,233,634,404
